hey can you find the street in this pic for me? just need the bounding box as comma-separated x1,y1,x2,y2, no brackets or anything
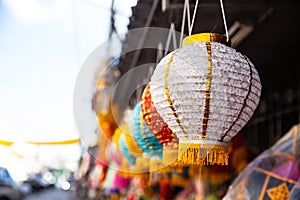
24,188,74,200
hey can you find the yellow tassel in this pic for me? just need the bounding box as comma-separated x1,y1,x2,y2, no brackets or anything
177,143,229,166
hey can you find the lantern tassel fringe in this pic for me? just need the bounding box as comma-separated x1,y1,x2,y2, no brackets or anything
177,143,229,165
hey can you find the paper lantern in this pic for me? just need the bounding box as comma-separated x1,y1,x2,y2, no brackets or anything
119,133,136,166
129,101,163,159
113,126,151,176
141,84,175,146
97,103,120,139
150,33,261,165
115,125,143,167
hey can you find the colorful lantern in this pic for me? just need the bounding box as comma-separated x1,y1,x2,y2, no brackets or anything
97,103,120,139
115,125,143,167
112,125,150,176
141,84,175,146
129,101,163,159
150,33,261,165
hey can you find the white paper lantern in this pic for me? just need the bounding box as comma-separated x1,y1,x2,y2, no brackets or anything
150,33,261,165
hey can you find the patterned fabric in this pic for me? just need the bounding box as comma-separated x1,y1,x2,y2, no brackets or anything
224,124,300,200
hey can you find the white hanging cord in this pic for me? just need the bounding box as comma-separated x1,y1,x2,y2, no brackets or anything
179,0,188,47
189,0,199,36
165,23,177,56
186,0,191,34
180,0,200,46
220,0,229,42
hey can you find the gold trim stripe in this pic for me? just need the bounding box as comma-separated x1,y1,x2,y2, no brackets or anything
237,168,252,198
182,33,230,47
164,51,188,139
202,42,213,140
259,175,270,200
273,151,296,161
255,167,297,184
220,55,253,142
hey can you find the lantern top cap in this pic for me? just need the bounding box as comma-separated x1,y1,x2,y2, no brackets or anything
182,33,230,47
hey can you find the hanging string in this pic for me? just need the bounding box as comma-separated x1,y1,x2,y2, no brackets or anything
186,0,191,34
189,0,199,36
180,0,199,46
165,23,177,56
220,0,229,42
179,0,188,47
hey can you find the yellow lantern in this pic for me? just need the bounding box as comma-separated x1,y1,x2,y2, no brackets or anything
97,103,119,139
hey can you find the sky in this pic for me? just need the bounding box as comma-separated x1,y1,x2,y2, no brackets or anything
0,0,136,171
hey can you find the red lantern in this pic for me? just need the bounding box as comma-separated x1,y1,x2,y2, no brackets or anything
141,84,174,146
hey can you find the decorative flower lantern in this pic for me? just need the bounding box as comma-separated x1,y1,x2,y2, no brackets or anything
129,101,163,159
150,33,261,165
109,127,132,178
141,84,175,146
